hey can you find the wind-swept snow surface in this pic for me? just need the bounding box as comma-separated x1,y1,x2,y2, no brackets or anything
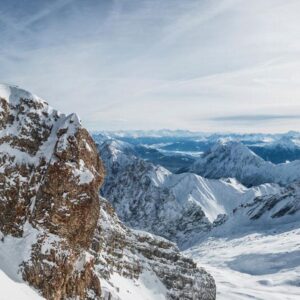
185,225,300,300
0,270,43,300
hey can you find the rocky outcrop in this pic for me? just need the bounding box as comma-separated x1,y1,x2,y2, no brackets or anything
0,84,216,300
95,199,216,299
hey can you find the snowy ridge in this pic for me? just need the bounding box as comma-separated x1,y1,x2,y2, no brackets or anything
0,83,81,167
0,84,44,106
189,141,300,186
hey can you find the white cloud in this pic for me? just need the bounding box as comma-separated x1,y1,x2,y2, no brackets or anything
0,0,300,132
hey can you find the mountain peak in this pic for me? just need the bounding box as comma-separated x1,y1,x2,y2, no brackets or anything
212,140,260,158
190,141,300,187
0,84,45,106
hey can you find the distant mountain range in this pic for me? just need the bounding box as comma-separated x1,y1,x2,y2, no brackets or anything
93,130,300,171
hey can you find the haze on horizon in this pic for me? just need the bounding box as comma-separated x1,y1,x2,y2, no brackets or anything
1,0,300,133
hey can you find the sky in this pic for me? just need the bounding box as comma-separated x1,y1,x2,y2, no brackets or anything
1,0,300,133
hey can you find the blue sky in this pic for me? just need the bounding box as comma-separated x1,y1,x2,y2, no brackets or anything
1,0,300,132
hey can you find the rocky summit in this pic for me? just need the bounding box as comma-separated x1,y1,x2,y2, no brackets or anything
0,84,216,300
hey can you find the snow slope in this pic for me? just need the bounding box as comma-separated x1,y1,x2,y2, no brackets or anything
189,141,300,187
186,226,300,300
185,181,300,300
0,271,43,300
0,224,42,300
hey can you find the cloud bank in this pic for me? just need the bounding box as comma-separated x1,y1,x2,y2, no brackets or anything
1,0,300,132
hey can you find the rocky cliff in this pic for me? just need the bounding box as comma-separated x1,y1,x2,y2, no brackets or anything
0,84,216,300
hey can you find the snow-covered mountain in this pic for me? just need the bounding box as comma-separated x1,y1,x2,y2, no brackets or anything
99,139,281,248
189,141,300,187
185,182,300,300
98,137,300,299
95,130,300,165
93,129,205,138
0,84,216,300
92,133,196,173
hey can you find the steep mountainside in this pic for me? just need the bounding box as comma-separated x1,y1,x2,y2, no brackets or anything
189,141,300,187
99,139,279,248
0,84,216,300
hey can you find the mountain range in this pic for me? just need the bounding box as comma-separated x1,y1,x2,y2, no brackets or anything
1,84,299,300
97,135,300,299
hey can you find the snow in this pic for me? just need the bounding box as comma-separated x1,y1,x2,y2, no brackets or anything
74,251,94,272
164,175,278,222
0,270,43,300
105,270,167,300
0,222,42,300
185,226,300,300
72,159,94,184
0,83,43,106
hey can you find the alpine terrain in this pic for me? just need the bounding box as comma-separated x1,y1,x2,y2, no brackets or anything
0,84,216,300
98,136,300,300
99,139,281,248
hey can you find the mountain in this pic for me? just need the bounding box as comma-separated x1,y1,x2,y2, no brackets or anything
0,84,216,300
189,141,300,187
185,182,300,300
93,129,205,138
98,136,300,300
249,136,300,163
92,134,195,173
95,130,300,165
99,139,280,249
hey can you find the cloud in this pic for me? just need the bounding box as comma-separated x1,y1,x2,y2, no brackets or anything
0,0,300,132
212,114,300,123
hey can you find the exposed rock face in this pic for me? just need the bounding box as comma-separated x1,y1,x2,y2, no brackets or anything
0,84,216,300
95,199,216,300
